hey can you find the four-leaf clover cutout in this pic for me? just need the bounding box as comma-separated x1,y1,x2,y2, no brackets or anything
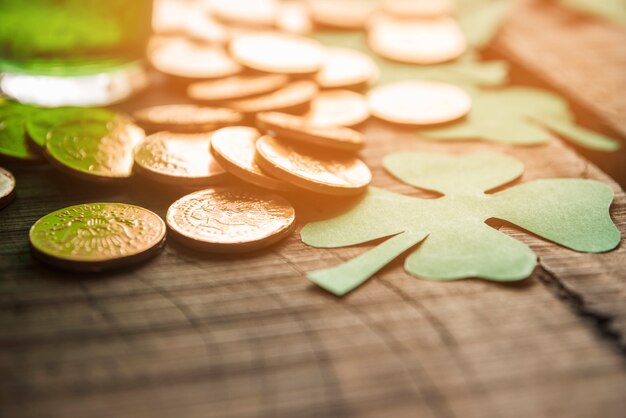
301,152,620,296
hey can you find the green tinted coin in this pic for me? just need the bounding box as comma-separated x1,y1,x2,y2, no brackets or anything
26,107,116,147
45,117,145,181
29,203,166,271
0,166,16,209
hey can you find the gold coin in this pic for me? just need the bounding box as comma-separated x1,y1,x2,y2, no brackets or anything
45,117,145,181
167,187,296,252
225,81,318,115
152,0,197,34
133,104,242,133
306,0,377,29
210,126,293,192
150,38,242,79
368,15,466,64
134,132,228,186
0,166,16,210
255,135,371,195
183,13,229,45
381,0,454,18
303,90,370,127
187,74,289,103
316,47,378,89
210,0,280,27
257,112,365,152
229,32,324,75
29,203,166,271
152,0,226,43
367,81,472,125
276,2,313,34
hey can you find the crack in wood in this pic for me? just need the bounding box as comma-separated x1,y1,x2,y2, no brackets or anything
536,264,625,358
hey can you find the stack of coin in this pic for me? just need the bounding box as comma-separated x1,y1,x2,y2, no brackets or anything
210,123,371,196
148,0,378,127
14,0,485,267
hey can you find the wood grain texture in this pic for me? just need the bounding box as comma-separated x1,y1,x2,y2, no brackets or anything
1,120,625,418
2,2,626,417
494,0,626,139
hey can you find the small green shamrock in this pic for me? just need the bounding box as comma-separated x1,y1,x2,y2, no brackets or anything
454,0,514,48
560,0,626,26
301,152,620,296
419,87,621,151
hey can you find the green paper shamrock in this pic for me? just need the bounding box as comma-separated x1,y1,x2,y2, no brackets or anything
311,31,509,87
301,152,620,296
560,0,626,26
454,0,514,48
419,87,621,151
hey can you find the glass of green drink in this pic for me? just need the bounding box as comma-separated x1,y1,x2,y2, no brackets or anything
0,0,153,106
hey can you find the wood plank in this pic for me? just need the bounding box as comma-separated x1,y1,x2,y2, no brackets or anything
1,121,625,417
494,0,626,139
491,0,626,187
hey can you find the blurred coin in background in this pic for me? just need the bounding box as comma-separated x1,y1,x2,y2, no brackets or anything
368,14,466,64
134,104,242,133
188,74,290,103
368,81,472,125
229,32,324,74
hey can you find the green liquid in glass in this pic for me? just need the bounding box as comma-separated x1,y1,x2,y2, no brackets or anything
0,0,153,76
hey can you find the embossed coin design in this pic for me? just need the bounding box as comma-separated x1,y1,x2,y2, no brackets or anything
257,112,365,152
255,135,371,195
188,74,289,103
225,81,318,115
133,105,242,133
229,32,324,75
45,117,145,181
210,127,293,191
368,15,466,64
29,203,166,271
150,38,242,79
316,47,378,90
167,188,296,252
368,81,472,125
0,167,16,209
304,90,370,127
134,132,228,186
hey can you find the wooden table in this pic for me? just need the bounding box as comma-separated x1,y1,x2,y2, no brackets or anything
1,1,625,417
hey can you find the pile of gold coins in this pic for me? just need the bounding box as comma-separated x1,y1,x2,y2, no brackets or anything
1,0,479,272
